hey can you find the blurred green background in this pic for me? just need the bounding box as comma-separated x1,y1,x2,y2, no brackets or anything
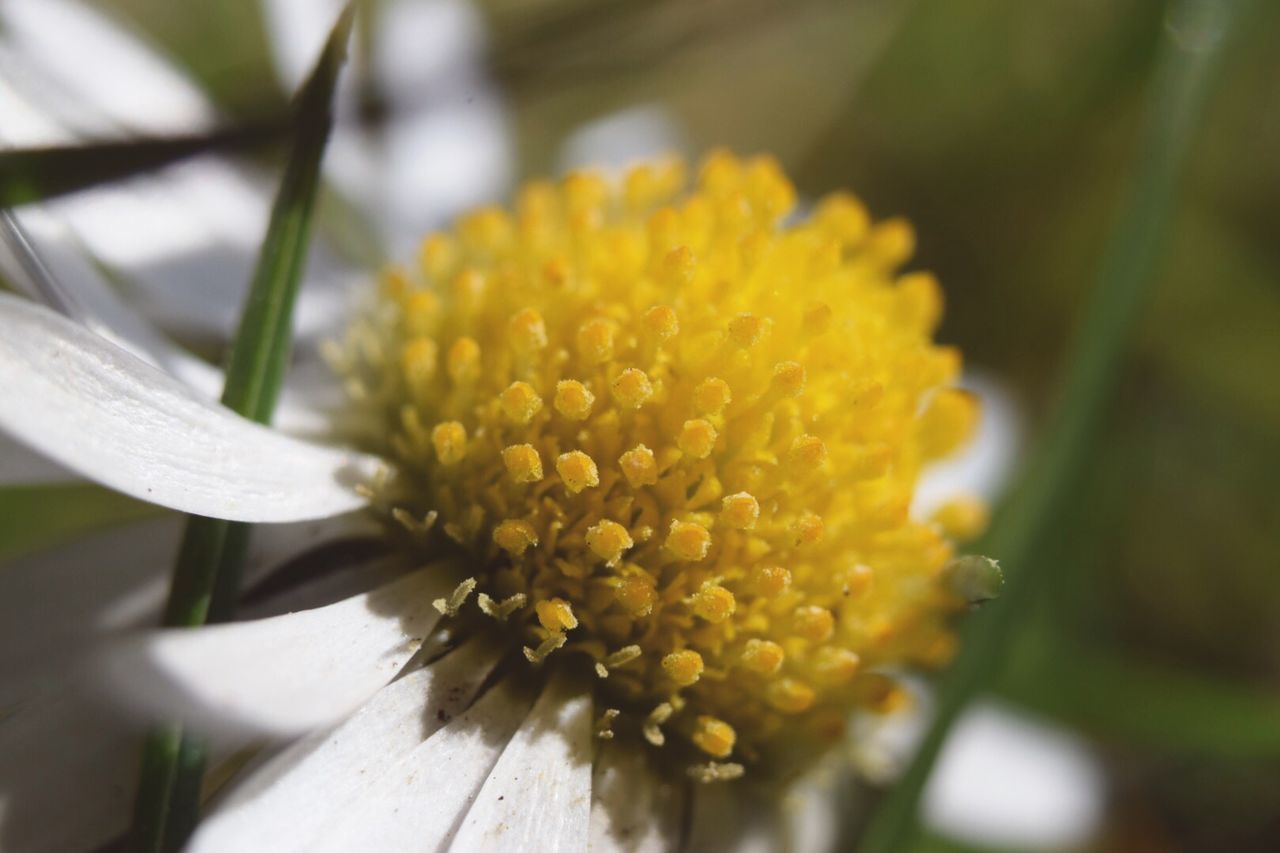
51,0,1280,848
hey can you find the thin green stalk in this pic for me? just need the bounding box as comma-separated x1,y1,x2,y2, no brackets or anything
855,1,1248,850
128,8,355,852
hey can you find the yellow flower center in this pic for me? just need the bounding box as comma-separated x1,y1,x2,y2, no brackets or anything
337,151,979,772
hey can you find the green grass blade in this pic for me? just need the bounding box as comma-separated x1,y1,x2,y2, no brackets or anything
129,8,355,852
1000,643,1280,759
855,2,1250,850
0,120,289,207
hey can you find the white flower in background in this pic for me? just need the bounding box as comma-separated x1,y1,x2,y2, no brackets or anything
261,0,512,254
0,2,1103,853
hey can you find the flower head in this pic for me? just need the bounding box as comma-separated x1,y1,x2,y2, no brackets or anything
336,151,977,767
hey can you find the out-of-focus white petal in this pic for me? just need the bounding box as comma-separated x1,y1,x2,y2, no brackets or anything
0,511,384,686
913,371,1023,519
378,97,511,251
0,675,137,853
0,516,182,687
559,104,688,173
0,0,213,137
685,782,779,853
259,0,349,91
261,0,513,252
98,565,454,737
0,294,379,522
778,754,854,853
189,640,505,853
262,0,480,102
447,670,594,852
849,674,932,785
0,3,360,347
588,742,679,853
924,701,1106,850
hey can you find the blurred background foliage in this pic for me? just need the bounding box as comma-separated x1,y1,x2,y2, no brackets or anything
62,0,1280,848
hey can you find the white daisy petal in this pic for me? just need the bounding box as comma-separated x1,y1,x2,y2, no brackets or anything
0,510,383,688
0,516,183,688
0,294,380,522
0,3,359,349
96,565,453,737
560,104,689,173
924,701,1105,850
685,782,780,853
295,677,535,853
259,0,349,92
0,675,137,853
448,670,594,852
1,206,227,398
261,0,512,252
379,96,511,251
0,206,334,435
189,639,505,853
588,741,680,853
0,0,213,137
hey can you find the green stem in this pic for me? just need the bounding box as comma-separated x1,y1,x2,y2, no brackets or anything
128,9,354,852
854,1,1248,850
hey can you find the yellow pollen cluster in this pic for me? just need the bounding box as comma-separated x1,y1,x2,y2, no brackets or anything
340,151,978,766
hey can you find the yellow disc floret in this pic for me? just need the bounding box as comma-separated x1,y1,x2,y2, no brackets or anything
337,151,979,767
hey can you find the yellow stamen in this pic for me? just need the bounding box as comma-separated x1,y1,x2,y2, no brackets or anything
692,716,737,758
556,451,600,493
536,597,579,633
662,650,704,686
341,152,979,767
554,380,595,420
502,444,543,483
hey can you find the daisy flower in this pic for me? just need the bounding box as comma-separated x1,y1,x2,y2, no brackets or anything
0,3,1027,852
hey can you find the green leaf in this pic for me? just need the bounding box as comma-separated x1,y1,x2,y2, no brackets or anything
129,8,356,853
1000,643,1280,759
0,482,161,563
0,119,289,207
854,1,1253,850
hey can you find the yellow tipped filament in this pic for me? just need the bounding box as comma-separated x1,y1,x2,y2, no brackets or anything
341,151,976,768
586,520,634,566
692,716,737,759
618,445,658,487
665,520,711,561
691,583,736,623
556,451,600,493
536,598,578,633
508,307,548,355
677,419,717,458
431,421,466,464
493,519,538,557
500,382,543,424
643,304,680,339
554,380,595,420
446,337,480,384
612,368,654,409
750,565,791,596
663,650,704,686
767,679,817,714
741,639,785,675
502,444,544,484
693,377,731,416
577,317,616,364
720,492,760,530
